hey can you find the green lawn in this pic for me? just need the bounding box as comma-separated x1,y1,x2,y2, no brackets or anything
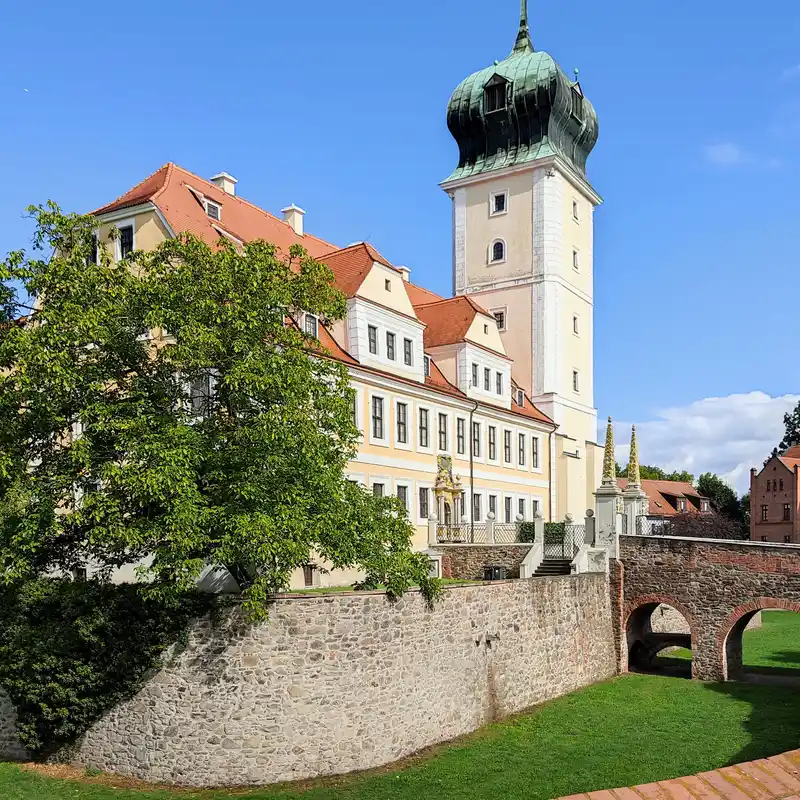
662,610,800,674
3,672,800,800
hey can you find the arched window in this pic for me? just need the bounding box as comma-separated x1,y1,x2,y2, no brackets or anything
491,240,505,263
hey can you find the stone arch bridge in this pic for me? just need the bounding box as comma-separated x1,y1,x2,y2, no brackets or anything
612,534,800,681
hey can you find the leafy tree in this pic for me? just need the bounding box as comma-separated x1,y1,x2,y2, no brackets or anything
668,512,748,541
0,203,439,618
617,463,694,483
779,401,800,453
697,472,742,522
739,492,750,534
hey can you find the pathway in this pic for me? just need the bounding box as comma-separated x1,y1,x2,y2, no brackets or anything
558,749,800,800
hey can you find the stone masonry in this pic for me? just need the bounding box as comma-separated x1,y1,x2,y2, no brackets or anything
0,576,615,787
439,544,534,580
616,535,800,681
649,604,761,634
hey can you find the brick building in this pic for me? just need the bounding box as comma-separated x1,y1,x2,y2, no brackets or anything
750,446,800,543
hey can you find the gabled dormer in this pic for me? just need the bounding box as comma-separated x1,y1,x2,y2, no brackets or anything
321,243,426,383
414,296,512,409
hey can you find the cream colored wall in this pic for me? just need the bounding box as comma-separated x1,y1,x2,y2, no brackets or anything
562,186,594,297
357,264,417,317
464,313,507,355
464,172,533,287
426,346,458,386
96,209,170,258
467,286,532,392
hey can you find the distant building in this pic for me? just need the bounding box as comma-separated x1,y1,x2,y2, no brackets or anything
750,446,800,543
617,478,711,519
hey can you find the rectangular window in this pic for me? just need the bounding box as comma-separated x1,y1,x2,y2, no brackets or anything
303,565,315,587
785,535,792,543
419,487,430,520
419,409,429,448
472,421,481,458
396,402,408,443
397,485,409,514
761,535,768,542
516,388,524,406
386,332,396,361
368,325,378,354
88,234,98,266
489,494,497,518
206,201,221,220
472,493,482,522
518,433,526,466
572,200,579,220
532,437,539,469
457,418,466,455
493,310,506,330
504,430,512,463
504,496,512,524
496,372,503,395
471,363,479,387
488,426,497,460
438,413,448,451
119,225,134,259
573,370,580,392
371,397,385,439
484,368,491,391
573,315,579,335
518,498,526,519
424,356,431,377
304,314,318,337
532,499,540,517
403,338,413,366
493,193,506,214
761,505,769,522
784,503,791,522
373,483,385,498
573,249,579,271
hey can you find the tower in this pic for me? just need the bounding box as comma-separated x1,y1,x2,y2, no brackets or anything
441,0,602,518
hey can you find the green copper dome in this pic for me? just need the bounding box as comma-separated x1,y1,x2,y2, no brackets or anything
445,1,598,182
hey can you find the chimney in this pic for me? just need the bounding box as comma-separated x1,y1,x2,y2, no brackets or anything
396,265,411,282
282,204,306,236
210,172,238,196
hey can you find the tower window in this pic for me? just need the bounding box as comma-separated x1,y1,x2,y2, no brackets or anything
571,87,583,120
573,315,579,335
573,250,580,271
572,370,580,392
491,240,506,263
572,200,579,221
493,310,506,330
490,191,508,216
384,278,392,292
484,82,507,113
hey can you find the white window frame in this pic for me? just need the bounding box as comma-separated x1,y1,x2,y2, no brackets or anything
394,398,412,451
531,435,542,473
437,410,451,454
572,249,580,272
352,387,364,439
490,307,507,331
346,472,366,488
572,199,580,222
472,490,483,523
456,416,467,458
368,392,389,447
424,355,431,377
503,494,514,524
304,312,319,338
417,482,433,524
530,496,542,518
385,331,396,361
488,493,498,520
416,403,433,453
367,324,379,355
205,200,221,221
518,431,527,470
471,420,484,463
518,496,527,521
489,189,509,217
572,370,580,394
487,424,499,464
503,428,513,465
370,475,391,499
489,238,507,265
394,480,412,518
403,337,414,367
114,217,136,261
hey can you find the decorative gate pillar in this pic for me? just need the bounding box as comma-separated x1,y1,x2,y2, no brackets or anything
433,455,462,532
595,417,622,558
622,425,648,534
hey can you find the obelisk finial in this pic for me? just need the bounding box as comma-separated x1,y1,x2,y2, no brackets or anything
512,0,534,55
628,425,641,488
602,416,616,486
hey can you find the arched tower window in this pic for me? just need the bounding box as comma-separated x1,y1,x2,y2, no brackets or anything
490,240,506,263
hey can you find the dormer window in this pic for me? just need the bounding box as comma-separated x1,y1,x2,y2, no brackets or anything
206,201,221,221
384,279,392,292
491,240,506,263
424,356,431,377
571,87,583,120
484,79,507,113
304,314,318,338
516,388,524,406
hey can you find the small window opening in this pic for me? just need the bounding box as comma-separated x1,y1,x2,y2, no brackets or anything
384,279,392,292
485,83,507,113
491,241,505,262
493,310,506,330
206,201,221,220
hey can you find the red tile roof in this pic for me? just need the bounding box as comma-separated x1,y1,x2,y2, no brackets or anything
414,295,491,349
779,457,800,471
93,163,336,259
785,446,800,458
317,242,398,298
404,282,444,306
617,478,709,517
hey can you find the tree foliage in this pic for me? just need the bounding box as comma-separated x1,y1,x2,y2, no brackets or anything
616,462,694,483
668,512,748,541
0,203,439,617
779,401,800,454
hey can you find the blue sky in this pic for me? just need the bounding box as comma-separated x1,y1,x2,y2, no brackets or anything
1,0,798,488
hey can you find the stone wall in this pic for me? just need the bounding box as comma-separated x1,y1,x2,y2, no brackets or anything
649,604,761,634
617,535,800,680
0,576,615,787
440,544,534,580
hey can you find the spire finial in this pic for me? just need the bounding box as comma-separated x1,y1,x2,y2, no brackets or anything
512,0,534,55
628,425,641,488
601,416,617,486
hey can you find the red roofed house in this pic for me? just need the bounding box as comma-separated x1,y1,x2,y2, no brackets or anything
90,163,564,587
617,479,711,519
750,446,800,543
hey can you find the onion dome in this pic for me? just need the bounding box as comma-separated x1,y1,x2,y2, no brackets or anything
445,1,598,182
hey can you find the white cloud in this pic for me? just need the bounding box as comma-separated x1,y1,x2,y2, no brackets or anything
704,142,746,166
607,392,800,495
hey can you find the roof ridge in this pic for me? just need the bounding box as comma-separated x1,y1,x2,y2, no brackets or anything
91,163,171,214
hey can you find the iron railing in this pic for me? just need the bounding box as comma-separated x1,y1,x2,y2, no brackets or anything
437,523,487,544
544,524,584,559
635,516,673,537
493,523,521,544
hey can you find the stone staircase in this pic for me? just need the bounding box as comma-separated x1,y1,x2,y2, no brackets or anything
533,559,572,578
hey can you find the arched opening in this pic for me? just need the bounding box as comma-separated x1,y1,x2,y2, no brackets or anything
722,600,800,684
626,600,693,679
490,240,505,263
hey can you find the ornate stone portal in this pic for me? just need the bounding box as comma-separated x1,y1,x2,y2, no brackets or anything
433,455,463,525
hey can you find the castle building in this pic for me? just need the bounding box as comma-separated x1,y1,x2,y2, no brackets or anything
750,446,800,544
87,2,602,588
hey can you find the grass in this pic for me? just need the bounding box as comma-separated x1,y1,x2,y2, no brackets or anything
4,613,800,799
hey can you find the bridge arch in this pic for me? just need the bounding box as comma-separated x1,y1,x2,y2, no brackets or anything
623,594,697,676
718,598,800,681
